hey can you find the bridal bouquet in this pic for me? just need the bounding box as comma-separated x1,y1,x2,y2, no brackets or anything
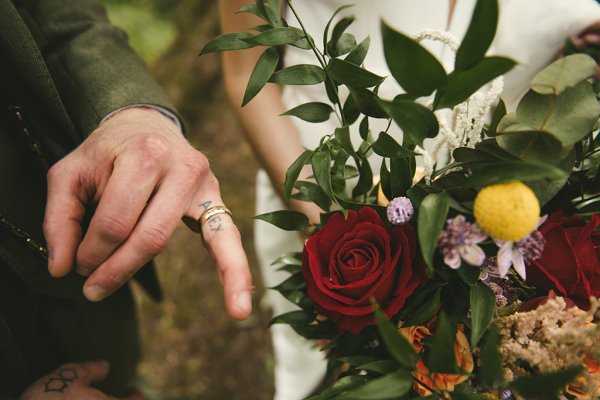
202,0,600,398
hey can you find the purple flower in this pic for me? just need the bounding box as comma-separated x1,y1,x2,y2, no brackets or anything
438,215,487,269
494,217,547,280
386,196,414,225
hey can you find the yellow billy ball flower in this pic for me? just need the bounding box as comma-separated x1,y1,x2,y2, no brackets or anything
473,181,540,242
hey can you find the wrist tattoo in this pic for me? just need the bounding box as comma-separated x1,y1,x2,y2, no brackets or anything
43,367,78,393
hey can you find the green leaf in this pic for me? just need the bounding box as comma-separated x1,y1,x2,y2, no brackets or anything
464,161,566,188
242,47,279,106
487,98,506,137
312,151,335,200
418,192,450,271
322,4,355,52
516,82,600,146
255,210,310,231
336,371,413,400
451,391,489,400
199,32,255,55
457,265,481,286
327,58,386,88
379,100,439,146
349,88,387,118
390,157,414,197
469,283,496,347
265,0,282,26
479,325,505,388
282,102,334,123
496,130,564,164
345,36,371,66
271,273,305,294
284,150,313,202
343,92,361,125
357,360,400,375
307,376,369,400
510,366,584,397
531,53,597,95
270,64,326,85
334,126,357,158
423,312,459,374
374,308,419,370
327,16,356,56
242,26,305,46
381,21,446,97
271,252,302,266
455,0,499,70
352,155,374,198
372,132,418,158
330,32,357,57
435,57,515,110
294,181,332,210
402,287,443,326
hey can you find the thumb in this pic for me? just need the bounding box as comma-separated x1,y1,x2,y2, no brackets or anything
70,360,111,386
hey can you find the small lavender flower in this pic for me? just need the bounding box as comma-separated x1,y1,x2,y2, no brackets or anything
481,257,520,306
496,228,546,280
386,196,414,225
438,215,488,269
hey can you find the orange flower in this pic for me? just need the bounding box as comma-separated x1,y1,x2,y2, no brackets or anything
399,324,474,396
566,354,600,399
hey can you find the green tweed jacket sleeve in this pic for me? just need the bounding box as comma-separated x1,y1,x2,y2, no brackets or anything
13,0,177,138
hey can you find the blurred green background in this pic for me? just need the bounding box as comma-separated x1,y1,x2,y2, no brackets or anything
101,1,274,399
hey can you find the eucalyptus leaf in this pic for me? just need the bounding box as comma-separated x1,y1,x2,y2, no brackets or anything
349,88,387,118
345,36,371,66
455,0,498,70
327,58,386,88
435,57,515,110
255,210,310,231
381,21,446,96
531,53,596,95
379,100,439,146
329,32,357,57
270,64,326,85
496,130,564,164
327,16,355,56
284,150,313,202
418,192,450,271
464,161,566,188
323,4,355,52
336,371,413,400
374,308,419,370
516,82,600,146
469,283,496,347
199,32,255,55
243,26,306,46
242,47,279,106
372,132,418,158
282,102,334,123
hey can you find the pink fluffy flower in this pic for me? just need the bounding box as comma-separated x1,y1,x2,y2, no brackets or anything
438,215,487,269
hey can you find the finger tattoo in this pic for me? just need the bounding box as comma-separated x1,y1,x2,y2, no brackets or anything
43,367,78,393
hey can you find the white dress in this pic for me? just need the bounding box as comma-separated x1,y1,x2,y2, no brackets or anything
254,1,600,399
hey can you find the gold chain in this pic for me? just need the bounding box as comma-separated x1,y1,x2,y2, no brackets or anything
0,212,48,259
9,105,49,171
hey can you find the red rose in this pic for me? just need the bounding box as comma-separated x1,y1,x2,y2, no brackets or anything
302,207,424,334
526,211,600,308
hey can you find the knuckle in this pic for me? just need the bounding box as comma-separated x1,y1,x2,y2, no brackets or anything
182,152,210,177
138,224,171,255
94,214,132,244
133,134,170,168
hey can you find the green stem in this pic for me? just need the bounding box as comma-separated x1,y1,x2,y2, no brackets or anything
285,0,347,126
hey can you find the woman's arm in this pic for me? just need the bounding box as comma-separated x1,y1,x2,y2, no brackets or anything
220,0,322,223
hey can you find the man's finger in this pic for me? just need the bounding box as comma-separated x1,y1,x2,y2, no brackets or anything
200,205,253,321
58,360,110,387
44,162,86,277
76,153,164,276
81,173,195,301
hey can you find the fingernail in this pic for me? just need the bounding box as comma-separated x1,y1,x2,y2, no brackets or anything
84,285,109,302
235,291,252,315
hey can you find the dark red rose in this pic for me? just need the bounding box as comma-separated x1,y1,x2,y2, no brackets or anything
526,211,600,309
302,207,424,334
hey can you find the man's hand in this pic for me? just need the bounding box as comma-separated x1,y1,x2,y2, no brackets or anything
43,107,252,320
20,361,142,400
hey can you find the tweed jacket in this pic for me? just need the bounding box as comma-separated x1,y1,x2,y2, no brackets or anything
0,0,175,396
